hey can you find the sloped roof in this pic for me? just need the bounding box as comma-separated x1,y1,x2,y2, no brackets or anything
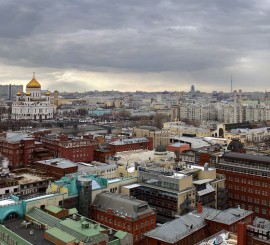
45,227,76,243
93,192,153,219
45,205,62,214
145,213,206,243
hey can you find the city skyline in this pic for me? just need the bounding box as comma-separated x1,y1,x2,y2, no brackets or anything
0,0,269,92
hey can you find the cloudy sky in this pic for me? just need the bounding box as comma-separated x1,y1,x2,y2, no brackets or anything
0,0,269,92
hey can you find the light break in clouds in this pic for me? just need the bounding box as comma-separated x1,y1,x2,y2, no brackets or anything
0,0,270,92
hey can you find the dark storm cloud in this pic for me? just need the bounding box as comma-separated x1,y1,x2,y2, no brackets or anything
0,0,270,90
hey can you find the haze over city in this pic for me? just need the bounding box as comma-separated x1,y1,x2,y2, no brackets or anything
0,0,270,92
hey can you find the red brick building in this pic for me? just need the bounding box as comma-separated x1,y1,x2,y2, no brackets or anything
41,134,97,163
91,192,156,245
217,152,270,219
34,158,78,179
144,212,207,245
108,137,153,153
0,133,35,168
144,204,253,245
166,142,190,154
93,149,114,162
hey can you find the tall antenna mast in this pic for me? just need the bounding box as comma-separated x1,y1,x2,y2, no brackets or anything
231,74,233,93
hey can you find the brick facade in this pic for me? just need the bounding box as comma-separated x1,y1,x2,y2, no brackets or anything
0,137,35,168
41,135,96,163
108,137,153,153
217,152,270,219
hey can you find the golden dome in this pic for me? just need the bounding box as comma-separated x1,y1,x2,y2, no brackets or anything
26,72,41,89
16,92,21,96
25,92,31,96
45,91,51,96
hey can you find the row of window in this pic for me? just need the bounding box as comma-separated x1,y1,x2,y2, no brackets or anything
229,193,269,205
228,176,269,187
228,184,268,196
97,213,154,231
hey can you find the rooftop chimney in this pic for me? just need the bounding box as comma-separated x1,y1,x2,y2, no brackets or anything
197,202,203,214
237,222,246,245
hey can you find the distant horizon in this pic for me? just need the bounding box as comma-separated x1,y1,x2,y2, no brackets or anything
2,81,269,95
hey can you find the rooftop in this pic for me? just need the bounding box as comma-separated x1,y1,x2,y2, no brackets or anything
2,219,53,245
171,136,211,149
109,137,148,145
0,198,16,207
93,192,153,219
36,158,77,169
15,173,50,184
145,212,206,243
195,230,237,245
222,152,270,163
193,207,253,225
1,132,33,143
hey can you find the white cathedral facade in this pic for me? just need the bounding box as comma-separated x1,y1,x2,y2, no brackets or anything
12,74,54,120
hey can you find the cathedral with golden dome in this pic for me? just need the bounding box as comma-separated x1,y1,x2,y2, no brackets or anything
12,73,54,120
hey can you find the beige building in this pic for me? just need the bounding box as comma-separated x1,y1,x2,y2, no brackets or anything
223,127,270,144
121,164,226,222
133,126,170,148
163,121,211,137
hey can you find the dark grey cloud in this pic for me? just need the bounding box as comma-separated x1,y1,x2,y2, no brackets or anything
0,0,270,91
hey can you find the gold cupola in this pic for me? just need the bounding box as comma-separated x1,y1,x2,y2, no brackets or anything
26,72,41,89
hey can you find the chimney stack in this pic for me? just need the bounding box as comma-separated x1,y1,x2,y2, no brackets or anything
237,222,246,245
197,202,203,214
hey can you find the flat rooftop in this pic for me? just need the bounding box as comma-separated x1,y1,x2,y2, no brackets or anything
0,198,16,207
15,173,50,184
36,158,77,169
3,218,53,245
109,137,148,145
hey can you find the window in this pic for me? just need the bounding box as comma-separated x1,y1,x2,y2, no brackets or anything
255,206,260,213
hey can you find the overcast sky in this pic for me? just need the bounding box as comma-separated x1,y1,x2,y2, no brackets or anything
0,0,269,92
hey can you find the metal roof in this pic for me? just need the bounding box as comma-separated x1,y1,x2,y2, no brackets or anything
145,213,206,243
222,152,270,163
45,227,76,243
193,207,253,225
93,192,153,219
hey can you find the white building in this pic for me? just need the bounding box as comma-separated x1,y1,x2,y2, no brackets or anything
12,74,54,120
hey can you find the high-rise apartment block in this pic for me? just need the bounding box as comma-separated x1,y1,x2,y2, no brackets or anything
0,84,23,100
171,90,270,123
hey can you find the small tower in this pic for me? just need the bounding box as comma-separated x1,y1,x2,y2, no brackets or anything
45,91,51,102
76,176,92,217
16,92,21,102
